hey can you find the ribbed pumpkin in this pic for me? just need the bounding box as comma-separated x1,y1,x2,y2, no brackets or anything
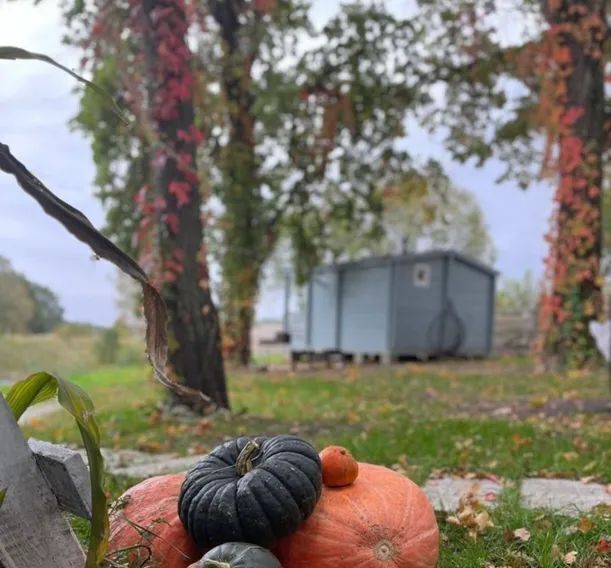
188,542,283,568
274,463,439,568
319,445,359,487
179,435,322,549
109,474,201,568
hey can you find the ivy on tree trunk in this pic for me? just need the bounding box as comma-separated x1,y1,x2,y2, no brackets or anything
140,0,229,407
537,0,607,368
211,0,270,367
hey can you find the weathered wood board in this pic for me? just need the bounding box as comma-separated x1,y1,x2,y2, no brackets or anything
0,397,85,567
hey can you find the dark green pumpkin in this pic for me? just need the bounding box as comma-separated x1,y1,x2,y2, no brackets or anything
189,542,282,568
179,435,322,548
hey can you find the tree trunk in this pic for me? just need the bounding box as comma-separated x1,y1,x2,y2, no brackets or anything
539,0,606,367
210,0,269,367
141,0,229,408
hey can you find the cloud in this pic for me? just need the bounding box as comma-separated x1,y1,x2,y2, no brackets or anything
0,1,116,326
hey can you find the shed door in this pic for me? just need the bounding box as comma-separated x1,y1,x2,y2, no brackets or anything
339,265,389,353
393,260,444,354
310,271,339,351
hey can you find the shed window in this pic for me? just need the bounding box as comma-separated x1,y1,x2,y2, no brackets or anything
413,263,431,288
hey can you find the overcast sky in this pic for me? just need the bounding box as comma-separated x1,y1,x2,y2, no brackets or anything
0,0,553,326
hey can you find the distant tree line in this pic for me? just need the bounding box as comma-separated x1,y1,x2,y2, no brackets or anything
0,256,64,334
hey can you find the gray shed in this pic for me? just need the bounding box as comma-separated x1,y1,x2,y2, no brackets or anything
290,250,496,360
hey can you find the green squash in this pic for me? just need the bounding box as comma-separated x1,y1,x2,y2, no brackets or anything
189,542,282,568
179,435,322,548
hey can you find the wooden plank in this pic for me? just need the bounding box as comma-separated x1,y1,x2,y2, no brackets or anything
28,439,92,520
0,397,85,568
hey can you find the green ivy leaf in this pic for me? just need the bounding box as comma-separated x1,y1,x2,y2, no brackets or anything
5,373,107,568
0,46,128,125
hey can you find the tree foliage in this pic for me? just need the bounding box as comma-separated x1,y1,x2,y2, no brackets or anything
309,160,496,265
0,257,35,334
69,0,429,365
0,256,64,334
25,280,65,333
267,3,427,283
416,0,608,367
66,0,229,406
496,271,540,314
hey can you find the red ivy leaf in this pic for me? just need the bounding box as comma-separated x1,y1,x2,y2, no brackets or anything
168,180,191,206
164,213,179,234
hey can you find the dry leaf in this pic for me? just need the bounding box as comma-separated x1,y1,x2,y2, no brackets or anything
578,516,593,534
475,511,494,532
594,537,610,554
564,551,577,565
513,527,531,542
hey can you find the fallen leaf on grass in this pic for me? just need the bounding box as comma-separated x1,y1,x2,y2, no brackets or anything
563,551,577,565
563,525,579,536
595,537,611,554
448,484,494,540
578,516,593,534
511,432,532,449
512,527,531,542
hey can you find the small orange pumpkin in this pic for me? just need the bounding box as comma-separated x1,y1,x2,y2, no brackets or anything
108,474,202,568
319,445,359,487
274,463,439,568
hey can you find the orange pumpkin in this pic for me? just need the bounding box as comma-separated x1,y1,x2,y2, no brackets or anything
108,474,202,568
274,463,439,568
319,445,359,487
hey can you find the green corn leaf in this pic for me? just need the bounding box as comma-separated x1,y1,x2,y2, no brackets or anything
0,46,128,125
5,373,108,568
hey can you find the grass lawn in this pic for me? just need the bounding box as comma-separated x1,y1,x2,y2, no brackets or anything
17,358,611,567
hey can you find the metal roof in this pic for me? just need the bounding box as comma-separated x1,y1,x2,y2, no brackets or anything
314,249,498,277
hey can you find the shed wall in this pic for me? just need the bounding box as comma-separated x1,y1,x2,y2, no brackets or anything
339,264,390,353
447,260,494,356
309,269,339,351
290,252,496,358
392,258,445,355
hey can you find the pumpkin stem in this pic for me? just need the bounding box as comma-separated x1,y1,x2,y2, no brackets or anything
236,439,260,476
201,560,231,568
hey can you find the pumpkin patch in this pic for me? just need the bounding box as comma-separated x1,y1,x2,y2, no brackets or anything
111,437,438,568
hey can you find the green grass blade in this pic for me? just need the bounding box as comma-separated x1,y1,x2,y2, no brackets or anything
5,372,107,567
0,46,128,125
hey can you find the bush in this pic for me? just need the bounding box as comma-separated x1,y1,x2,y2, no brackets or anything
95,327,120,365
